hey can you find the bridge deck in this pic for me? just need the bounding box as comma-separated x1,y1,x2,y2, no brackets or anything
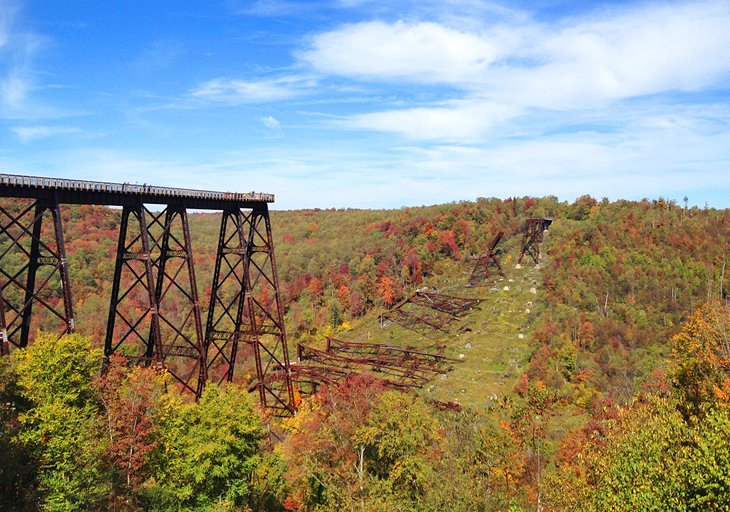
0,174,274,209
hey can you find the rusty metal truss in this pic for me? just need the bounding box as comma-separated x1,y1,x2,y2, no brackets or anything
0,196,74,352
205,207,294,416
1,174,293,415
105,204,206,396
407,290,481,315
326,337,459,368
518,218,553,265
298,341,459,388
380,290,481,336
272,337,461,399
468,231,505,285
257,364,355,398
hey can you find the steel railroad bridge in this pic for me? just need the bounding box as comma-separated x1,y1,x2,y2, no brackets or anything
0,174,294,416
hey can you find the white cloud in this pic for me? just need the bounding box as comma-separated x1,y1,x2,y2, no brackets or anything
261,115,280,130
190,76,315,104
344,99,518,141
494,1,730,109
12,125,81,142
300,20,502,85
297,0,730,142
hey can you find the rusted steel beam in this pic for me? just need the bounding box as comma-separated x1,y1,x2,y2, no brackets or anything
105,202,163,366
0,173,273,209
103,205,208,396
298,343,447,387
326,337,461,367
149,207,206,396
204,206,294,416
0,286,8,356
408,291,482,316
518,218,553,265
380,307,452,336
381,288,482,336
0,197,74,349
469,231,505,285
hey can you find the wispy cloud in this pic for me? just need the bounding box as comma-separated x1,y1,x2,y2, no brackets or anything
0,3,48,119
11,125,81,142
343,99,518,141
231,0,324,17
260,115,282,135
298,0,730,142
189,75,316,104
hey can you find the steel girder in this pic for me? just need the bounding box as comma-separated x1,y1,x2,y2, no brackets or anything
1,177,293,416
0,197,74,350
104,203,206,396
468,231,505,285
518,218,553,265
380,289,482,336
204,206,294,416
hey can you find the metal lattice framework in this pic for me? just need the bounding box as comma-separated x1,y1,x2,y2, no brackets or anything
381,290,482,336
273,336,461,399
205,207,293,416
326,337,459,373
468,231,505,285
258,364,355,398
0,174,293,414
517,218,553,265
297,343,445,388
105,204,206,396
0,196,74,352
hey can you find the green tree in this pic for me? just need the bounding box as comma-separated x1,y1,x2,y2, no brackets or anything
0,355,37,510
14,332,109,511
354,391,442,506
145,383,265,511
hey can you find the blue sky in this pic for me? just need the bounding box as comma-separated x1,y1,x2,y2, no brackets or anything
1,0,729,209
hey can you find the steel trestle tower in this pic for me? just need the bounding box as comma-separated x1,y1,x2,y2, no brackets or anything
0,174,294,414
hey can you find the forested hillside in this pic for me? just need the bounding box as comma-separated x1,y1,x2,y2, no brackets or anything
1,195,729,510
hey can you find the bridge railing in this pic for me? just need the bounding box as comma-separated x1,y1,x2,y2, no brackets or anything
0,173,274,203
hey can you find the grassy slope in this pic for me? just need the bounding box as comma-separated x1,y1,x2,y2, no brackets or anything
330,250,544,410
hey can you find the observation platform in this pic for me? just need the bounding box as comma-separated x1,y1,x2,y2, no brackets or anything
0,173,274,210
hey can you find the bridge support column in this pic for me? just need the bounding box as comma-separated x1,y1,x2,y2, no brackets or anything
105,204,206,396
105,202,162,363
205,205,293,415
0,196,74,351
469,231,505,285
0,287,8,356
152,207,206,396
518,218,553,265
